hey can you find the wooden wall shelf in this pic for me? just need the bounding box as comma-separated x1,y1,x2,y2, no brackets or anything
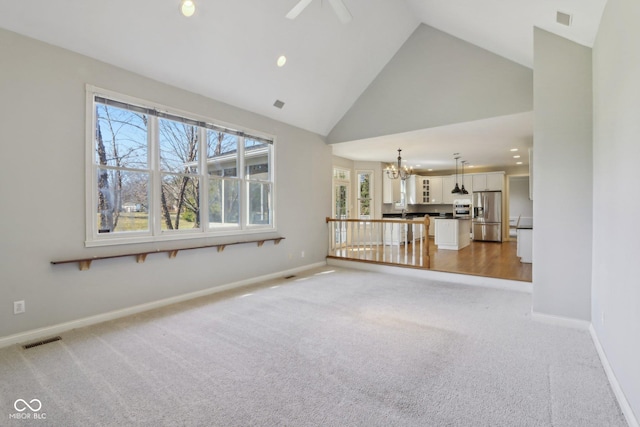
51,237,285,271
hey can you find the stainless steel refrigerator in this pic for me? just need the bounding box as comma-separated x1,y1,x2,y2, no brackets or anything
472,191,502,242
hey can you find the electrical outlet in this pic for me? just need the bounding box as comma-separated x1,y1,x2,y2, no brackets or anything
13,300,25,315
300,251,305,258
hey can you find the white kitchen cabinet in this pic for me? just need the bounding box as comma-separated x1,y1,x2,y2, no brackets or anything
406,175,423,205
434,218,471,250
486,172,504,191
383,173,403,204
426,177,443,204
442,175,455,204
471,172,504,192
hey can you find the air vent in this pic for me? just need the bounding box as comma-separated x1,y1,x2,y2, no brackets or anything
273,100,285,109
23,336,62,349
556,11,572,26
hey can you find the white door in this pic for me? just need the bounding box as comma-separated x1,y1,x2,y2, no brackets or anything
333,175,350,245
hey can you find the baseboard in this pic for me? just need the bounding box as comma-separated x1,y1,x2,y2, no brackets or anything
326,258,532,294
590,325,639,427
0,261,327,350
530,310,590,330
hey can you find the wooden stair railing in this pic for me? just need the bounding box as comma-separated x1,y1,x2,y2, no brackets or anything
325,216,430,269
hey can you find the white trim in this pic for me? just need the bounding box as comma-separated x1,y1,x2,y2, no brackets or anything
590,325,639,427
0,261,326,350
85,85,276,247
530,310,590,330
326,258,532,293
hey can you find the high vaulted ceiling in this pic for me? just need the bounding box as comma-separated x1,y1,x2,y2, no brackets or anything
0,0,607,170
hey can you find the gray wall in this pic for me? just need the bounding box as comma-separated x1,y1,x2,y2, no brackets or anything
532,28,593,321
592,0,640,419
508,176,533,227
327,24,533,144
0,28,332,339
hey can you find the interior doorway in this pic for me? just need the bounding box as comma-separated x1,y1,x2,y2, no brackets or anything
507,175,533,238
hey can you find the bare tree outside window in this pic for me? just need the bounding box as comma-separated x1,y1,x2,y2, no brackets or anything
89,92,274,244
95,103,149,233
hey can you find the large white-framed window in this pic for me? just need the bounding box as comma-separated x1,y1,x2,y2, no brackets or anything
86,86,275,247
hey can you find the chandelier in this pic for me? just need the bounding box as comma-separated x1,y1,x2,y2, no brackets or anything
385,148,413,180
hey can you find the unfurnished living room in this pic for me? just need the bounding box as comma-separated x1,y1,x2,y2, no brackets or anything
0,1,638,426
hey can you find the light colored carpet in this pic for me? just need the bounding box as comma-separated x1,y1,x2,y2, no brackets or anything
0,267,626,426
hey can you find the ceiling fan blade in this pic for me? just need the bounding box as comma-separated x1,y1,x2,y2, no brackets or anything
327,0,352,23
286,0,314,20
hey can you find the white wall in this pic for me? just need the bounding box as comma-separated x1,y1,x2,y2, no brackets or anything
532,28,593,321
0,29,332,339
327,24,533,144
592,0,640,420
508,176,533,228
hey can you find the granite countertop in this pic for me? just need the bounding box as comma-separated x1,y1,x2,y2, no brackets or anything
433,216,470,220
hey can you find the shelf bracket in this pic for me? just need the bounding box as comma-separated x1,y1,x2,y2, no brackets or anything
79,260,92,271
136,254,147,264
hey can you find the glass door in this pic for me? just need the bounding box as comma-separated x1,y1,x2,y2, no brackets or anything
333,168,351,245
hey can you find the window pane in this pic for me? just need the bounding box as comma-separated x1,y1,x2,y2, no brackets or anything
160,174,201,230
358,172,372,218
95,103,148,169
208,177,240,227
333,168,350,180
96,168,149,233
159,118,199,174
245,139,270,180
207,131,238,177
248,182,271,225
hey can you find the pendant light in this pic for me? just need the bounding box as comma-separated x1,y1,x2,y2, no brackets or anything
460,160,469,195
451,154,461,194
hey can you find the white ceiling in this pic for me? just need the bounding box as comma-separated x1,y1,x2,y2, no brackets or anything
332,112,533,171
0,0,606,170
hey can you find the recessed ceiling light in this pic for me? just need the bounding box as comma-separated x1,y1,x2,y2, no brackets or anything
277,55,287,67
180,0,196,17
516,161,523,165
513,155,521,158
510,148,518,152
428,168,433,171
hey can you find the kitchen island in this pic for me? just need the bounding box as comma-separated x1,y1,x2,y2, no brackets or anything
434,218,471,250
516,226,533,263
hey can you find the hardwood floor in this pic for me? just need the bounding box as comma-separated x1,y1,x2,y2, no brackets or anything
328,237,532,282
429,238,531,282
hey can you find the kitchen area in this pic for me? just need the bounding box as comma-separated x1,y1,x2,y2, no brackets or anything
381,169,533,275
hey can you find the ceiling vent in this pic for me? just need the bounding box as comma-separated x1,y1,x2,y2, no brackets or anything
556,11,572,26
273,100,285,109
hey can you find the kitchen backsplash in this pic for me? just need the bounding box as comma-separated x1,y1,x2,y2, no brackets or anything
381,203,453,215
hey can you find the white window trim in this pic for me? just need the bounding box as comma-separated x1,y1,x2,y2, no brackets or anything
85,85,277,247
356,169,374,219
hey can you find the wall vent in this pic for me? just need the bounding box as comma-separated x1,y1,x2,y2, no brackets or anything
23,336,62,350
273,100,285,109
556,11,572,26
